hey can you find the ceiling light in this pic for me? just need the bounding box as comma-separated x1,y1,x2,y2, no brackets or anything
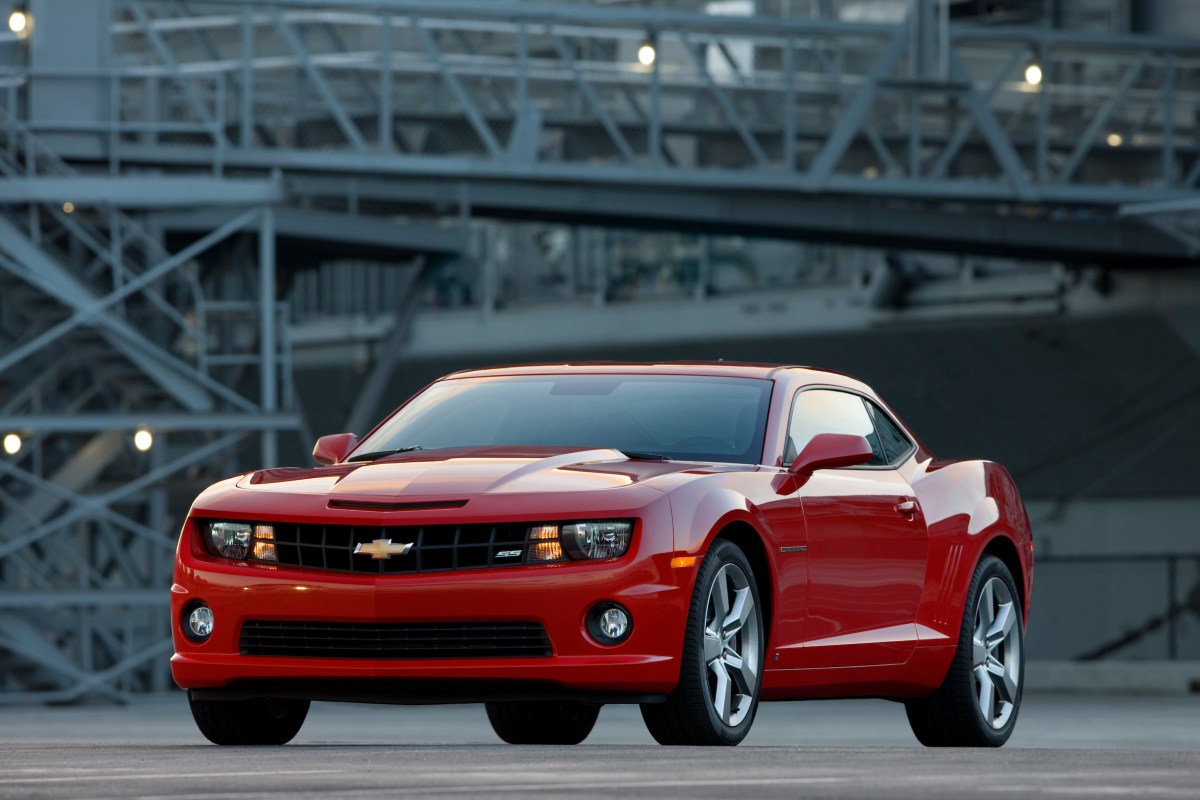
133,428,153,452
2,433,20,455
637,40,656,67
1024,62,1042,86
7,9,28,37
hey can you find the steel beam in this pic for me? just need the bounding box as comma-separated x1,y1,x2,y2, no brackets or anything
0,413,301,432
0,176,284,206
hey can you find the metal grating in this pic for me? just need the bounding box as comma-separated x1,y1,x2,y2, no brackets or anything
269,522,534,574
240,620,552,659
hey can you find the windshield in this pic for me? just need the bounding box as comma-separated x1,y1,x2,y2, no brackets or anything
353,374,772,465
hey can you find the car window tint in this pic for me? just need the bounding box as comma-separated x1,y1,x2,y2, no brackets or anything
868,402,914,464
786,390,887,466
356,375,772,465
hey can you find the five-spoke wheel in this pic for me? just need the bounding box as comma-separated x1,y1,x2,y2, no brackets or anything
702,562,761,728
642,538,763,745
905,554,1025,747
972,575,1021,730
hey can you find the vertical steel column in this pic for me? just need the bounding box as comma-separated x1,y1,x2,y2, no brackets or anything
240,4,254,149
1163,54,1175,187
259,206,277,468
783,35,796,170
649,32,661,166
379,12,393,153
1167,556,1178,660
1035,41,1049,183
517,21,528,118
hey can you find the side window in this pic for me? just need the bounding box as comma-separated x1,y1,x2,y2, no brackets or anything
785,389,887,466
867,402,914,464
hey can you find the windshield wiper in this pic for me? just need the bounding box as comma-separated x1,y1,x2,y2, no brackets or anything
347,445,423,462
619,450,671,461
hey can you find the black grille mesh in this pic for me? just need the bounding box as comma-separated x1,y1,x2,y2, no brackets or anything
265,522,533,574
240,620,553,659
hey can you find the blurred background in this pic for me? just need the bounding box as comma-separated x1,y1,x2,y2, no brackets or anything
0,0,1197,703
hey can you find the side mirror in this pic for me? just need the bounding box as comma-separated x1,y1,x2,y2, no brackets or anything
788,433,873,476
313,433,358,466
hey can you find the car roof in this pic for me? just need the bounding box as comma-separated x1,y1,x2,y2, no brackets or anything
443,361,865,386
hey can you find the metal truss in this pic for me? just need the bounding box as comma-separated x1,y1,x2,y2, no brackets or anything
0,108,299,702
9,0,1191,260
2,0,1200,702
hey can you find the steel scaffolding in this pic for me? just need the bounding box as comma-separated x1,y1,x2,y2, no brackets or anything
27,0,1200,261
0,102,299,701
0,0,1198,702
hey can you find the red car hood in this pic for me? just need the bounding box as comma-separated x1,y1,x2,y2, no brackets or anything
234,446,718,500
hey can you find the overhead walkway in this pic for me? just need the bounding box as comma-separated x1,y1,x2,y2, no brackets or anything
2,0,1200,703
19,0,1200,263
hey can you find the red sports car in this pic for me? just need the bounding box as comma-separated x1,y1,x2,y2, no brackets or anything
172,363,1032,747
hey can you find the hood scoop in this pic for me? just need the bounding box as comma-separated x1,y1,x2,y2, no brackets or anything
327,499,470,511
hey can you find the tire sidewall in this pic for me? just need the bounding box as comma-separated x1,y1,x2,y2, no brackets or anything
690,540,764,744
964,556,1025,746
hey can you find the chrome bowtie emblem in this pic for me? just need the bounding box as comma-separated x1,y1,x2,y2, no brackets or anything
353,538,414,560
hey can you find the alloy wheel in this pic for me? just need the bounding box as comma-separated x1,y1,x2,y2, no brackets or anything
703,563,760,727
972,576,1020,729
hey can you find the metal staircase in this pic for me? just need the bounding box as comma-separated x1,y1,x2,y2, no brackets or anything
0,105,297,702
2,0,1200,700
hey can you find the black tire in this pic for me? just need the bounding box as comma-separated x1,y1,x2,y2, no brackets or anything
485,701,601,745
188,691,310,745
905,554,1025,747
640,538,764,746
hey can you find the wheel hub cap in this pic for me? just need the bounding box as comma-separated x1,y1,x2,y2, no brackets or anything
972,576,1020,729
703,563,760,727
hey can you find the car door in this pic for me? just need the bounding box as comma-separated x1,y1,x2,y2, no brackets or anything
787,388,929,668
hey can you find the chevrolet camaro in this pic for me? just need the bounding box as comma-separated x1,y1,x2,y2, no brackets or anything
171,362,1033,747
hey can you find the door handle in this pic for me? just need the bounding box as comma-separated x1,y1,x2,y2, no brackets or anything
895,500,918,515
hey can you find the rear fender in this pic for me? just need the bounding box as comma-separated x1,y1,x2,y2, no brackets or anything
911,459,1033,646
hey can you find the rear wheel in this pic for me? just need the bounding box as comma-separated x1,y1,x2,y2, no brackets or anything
188,692,309,745
905,554,1024,747
641,538,763,746
485,701,601,745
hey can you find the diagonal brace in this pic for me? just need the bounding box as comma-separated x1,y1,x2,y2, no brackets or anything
272,8,368,152
412,20,503,158
549,33,637,164
679,30,769,168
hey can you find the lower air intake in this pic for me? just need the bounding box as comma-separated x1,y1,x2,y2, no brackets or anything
240,620,552,659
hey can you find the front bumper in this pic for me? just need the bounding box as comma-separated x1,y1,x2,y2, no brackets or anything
171,517,689,700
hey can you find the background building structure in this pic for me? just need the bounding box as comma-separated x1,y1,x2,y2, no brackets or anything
0,0,1198,701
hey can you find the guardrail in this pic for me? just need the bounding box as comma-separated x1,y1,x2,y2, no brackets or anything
1036,552,1200,661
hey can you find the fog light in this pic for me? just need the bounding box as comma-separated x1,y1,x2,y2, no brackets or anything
186,605,214,642
587,602,632,645
600,607,629,638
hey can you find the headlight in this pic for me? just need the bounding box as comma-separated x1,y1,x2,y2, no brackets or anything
526,520,632,562
208,521,251,559
563,521,632,560
207,521,276,561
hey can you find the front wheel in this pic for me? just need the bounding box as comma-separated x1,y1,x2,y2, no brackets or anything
485,701,601,744
188,692,309,745
905,554,1024,747
641,538,764,746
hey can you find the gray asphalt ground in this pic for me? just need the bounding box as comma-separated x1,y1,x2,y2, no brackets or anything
2,693,1199,798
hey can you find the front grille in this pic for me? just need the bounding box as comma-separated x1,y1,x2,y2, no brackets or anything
240,620,553,659
265,522,533,575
